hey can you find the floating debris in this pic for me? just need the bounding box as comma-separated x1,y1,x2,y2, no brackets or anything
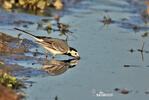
114,88,120,91
141,32,148,38
121,89,129,94
121,18,128,21
58,23,70,32
133,25,140,31
114,88,130,94
45,24,52,34
22,25,28,28
124,64,140,67
33,49,38,57
137,42,144,53
57,23,73,40
145,91,149,94
129,48,134,53
101,16,114,25
124,65,130,67
37,23,43,30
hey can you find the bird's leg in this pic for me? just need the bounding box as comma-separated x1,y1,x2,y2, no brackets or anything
65,35,68,42
45,50,49,59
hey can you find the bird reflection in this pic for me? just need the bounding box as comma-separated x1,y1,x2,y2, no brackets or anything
41,58,80,76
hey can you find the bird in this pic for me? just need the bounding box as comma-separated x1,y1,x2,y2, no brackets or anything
14,28,80,59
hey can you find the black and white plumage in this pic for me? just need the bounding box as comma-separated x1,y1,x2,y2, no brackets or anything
14,28,80,59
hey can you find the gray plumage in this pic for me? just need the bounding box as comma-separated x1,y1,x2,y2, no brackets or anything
14,28,70,57
36,37,70,53
14,28,80,58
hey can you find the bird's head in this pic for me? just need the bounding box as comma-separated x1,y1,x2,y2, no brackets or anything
67,47,80,58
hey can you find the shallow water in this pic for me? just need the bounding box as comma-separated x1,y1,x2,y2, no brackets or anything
1,0,149,100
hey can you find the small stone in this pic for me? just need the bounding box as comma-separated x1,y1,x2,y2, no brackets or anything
114,88,120,91
124,65,130,67
145,91,149,94
121,89,129,94
129,48,134,53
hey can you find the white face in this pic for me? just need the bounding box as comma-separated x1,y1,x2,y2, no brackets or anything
70,50,80,57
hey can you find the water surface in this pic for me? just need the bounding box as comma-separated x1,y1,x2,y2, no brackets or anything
1,0,149,100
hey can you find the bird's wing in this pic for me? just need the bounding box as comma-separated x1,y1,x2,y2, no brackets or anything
40,38,69,53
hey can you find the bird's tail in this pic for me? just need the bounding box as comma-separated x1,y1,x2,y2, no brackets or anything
14,28,43,42
14,28,35,37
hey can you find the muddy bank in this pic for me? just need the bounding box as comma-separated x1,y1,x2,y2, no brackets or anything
0,84,21,100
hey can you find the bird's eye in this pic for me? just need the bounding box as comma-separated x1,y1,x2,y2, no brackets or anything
75,53,77,55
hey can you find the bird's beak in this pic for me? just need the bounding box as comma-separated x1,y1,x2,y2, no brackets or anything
76,56,80,60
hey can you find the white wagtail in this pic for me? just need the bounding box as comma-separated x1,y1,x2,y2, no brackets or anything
14,28,80,59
